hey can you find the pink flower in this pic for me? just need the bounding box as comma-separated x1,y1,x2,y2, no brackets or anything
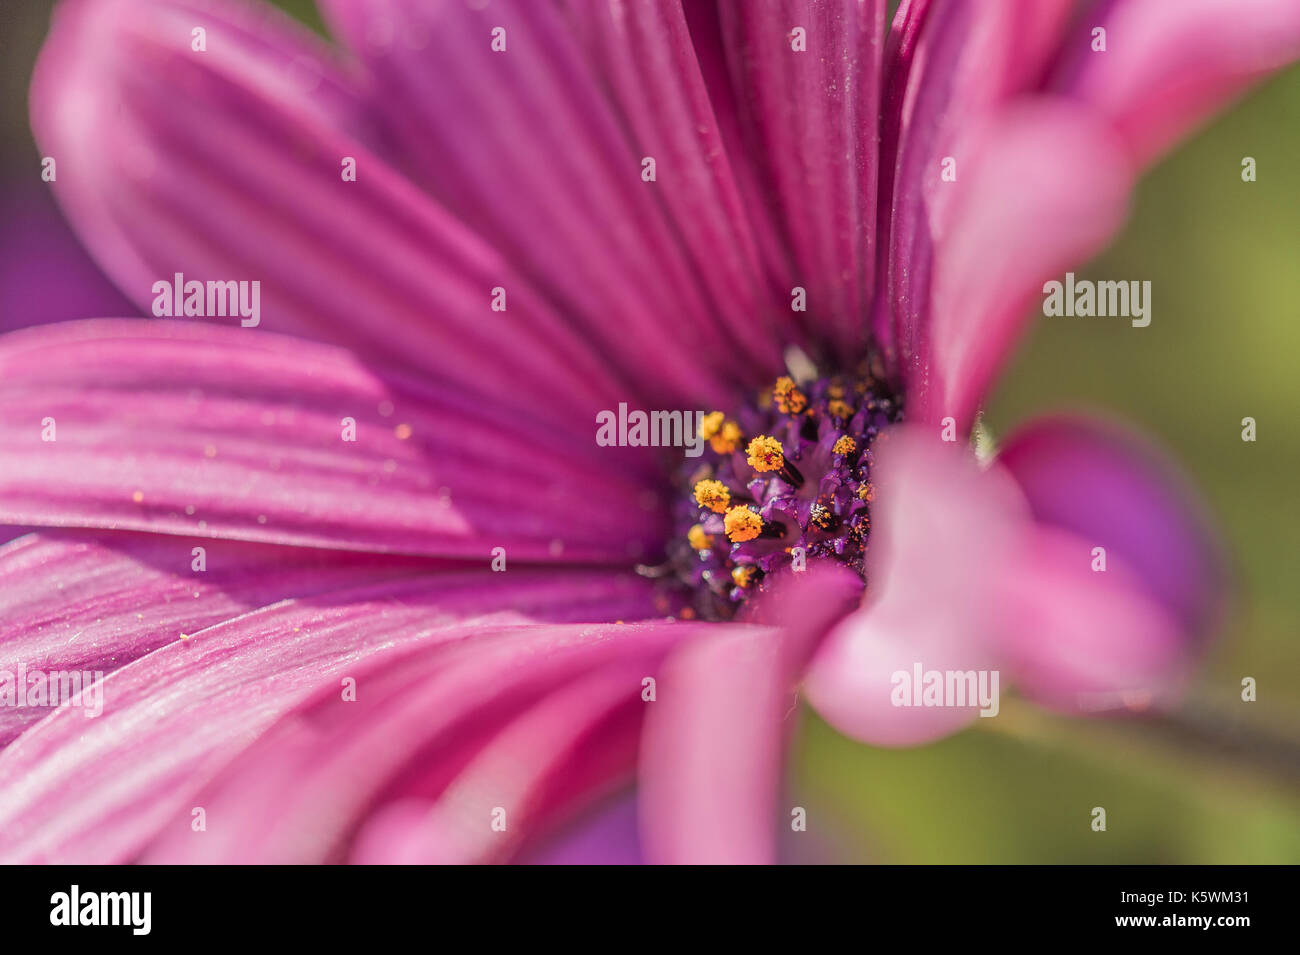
0,0,1293,864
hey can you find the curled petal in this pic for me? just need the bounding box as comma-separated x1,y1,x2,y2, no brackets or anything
803,425,1028,746
1054,0,1300,168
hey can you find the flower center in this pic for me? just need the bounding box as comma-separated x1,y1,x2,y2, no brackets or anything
665,368,903,620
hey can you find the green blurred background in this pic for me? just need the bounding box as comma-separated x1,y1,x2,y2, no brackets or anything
2,0,1296,862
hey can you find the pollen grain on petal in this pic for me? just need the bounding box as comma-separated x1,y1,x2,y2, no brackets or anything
833,436,857,456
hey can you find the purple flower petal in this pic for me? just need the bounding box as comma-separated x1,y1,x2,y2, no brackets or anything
515,790,643,865
0,184,137,334
1054,0,1300,168
0,571,661,863
31,0,624,417
565,0,786,376
803,425,1027,746
996,413,1226,643
0,529,437,745
698,0,886,360
0,320,664,561
639,564,861,864
139,619,697,863
921,100,1133,429
347,662,651,865
875,0,1077,385
638,623,787,864
319,0,758,409
995,523,1187,712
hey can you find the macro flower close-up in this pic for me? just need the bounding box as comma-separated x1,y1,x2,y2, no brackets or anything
0,0,1298,874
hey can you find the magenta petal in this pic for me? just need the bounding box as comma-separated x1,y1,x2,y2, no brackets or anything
0,529,434,745
803,425,1028,746
1054,0,1300,168
875,0,1077,380
565,0,784,376
0,320,662,561
996,524,1186,712
919,100,1133,429
319,0,754,409
708,0,886,359
0,571,660,863
515,791,643,865
996,413,1226,641
638,563,859,864
638,623,784,864
0,184,137,334
30,0,623,418
139,619,696,864
346,660,650,865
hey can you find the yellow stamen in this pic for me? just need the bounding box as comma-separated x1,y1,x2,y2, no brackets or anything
746,435,784,472
772,376,807,414
698,411,724,441
828,399,853,419
731,565,759,588
710,419,743,454
810,503,836,529
724,506,763,542
693,479,731,513
832,436,857,456
687,524,714,550
857,482,875,502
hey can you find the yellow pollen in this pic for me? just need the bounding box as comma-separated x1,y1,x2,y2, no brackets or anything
698,411,724,441
810,503,835,529
858,482,875,502
710,419,743,454
833,436,857,456
687,524,714,550
828,399,853,419
731,565,759,588
693,479,731,513
746,435,784,472
828,383,845,399
724,506,763,542
772,376,807,414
